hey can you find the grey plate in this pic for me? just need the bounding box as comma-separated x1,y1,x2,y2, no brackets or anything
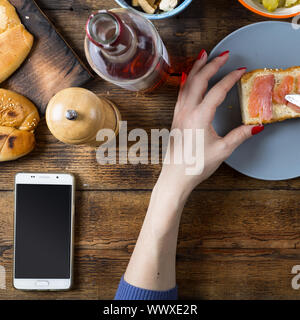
210,21,300,181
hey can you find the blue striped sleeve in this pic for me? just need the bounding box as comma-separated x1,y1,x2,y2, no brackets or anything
114,276,178,300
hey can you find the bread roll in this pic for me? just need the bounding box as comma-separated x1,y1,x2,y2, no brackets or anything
0,89,39,161
0,0,20,34
0,25,34,84
0,89,40,131
0,0,34,84
0,1,37,161
0,125,35,162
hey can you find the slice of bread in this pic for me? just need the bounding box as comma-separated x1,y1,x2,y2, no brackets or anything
239,66,300,125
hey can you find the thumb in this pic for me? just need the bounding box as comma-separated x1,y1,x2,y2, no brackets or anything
223,124,264,153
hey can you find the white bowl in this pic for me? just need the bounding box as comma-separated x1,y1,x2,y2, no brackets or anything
114,0,193,20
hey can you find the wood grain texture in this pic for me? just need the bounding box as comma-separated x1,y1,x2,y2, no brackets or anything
3,0,92,114
0,120,300,191
1,190,300,299
0,0,298,300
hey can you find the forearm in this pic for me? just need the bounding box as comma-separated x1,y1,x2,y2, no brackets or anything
124,178,188,291
119,51,254,298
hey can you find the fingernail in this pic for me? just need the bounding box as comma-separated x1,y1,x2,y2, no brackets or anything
197,49,206,60
252,125,264,135
218,50,230,57
181,72,187,85
237,67,247,70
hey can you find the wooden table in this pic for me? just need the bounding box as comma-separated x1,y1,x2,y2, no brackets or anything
1,0,299,300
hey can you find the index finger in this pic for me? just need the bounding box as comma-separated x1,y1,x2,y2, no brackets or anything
181,51,230,108
200,67,247,122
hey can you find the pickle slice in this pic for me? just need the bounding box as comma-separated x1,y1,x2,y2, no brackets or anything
262,0,279,11
285,0,298,7
278,0,286,6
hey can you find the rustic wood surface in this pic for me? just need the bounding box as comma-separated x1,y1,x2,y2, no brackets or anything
0,0,299,300
3,0,92,114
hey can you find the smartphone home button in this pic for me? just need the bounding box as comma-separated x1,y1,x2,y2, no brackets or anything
36,280,49,287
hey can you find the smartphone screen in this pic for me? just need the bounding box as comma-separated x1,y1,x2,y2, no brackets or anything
15,184,72,279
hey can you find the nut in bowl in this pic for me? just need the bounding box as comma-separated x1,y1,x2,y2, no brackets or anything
114,0,193,19
239,0,300,18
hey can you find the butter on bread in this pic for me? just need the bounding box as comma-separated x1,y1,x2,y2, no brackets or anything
239,66,300,125
0,89,39,162
0,0,33,84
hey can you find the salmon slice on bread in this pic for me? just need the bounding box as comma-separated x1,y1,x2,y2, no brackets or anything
239,66,300,125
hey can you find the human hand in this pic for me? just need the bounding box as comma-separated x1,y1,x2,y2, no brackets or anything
157,50,264,201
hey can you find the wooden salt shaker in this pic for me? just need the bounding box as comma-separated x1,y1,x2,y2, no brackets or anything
46,88,121,146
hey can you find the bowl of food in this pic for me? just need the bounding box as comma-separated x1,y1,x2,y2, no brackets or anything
238,0,300,18
114,0,193,20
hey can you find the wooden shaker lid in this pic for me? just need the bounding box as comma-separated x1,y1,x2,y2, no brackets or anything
46,87,106,145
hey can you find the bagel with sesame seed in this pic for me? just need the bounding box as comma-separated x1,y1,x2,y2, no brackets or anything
0,89,39,161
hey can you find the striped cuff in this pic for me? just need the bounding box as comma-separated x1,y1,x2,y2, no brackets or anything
114,276,178,300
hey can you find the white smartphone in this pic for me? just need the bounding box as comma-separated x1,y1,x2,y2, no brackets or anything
13,173,75,291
